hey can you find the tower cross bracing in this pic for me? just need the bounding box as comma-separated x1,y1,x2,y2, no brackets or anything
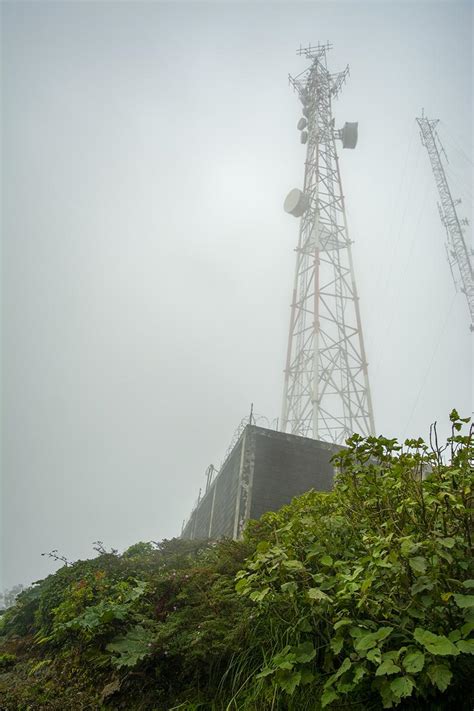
281,44,375,443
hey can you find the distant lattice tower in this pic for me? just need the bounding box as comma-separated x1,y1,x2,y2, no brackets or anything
280,43,375,443
417,112,474,331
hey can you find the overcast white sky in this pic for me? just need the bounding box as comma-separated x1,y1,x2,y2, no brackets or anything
2,0,472,589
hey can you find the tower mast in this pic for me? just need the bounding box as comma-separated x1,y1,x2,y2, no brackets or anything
281,43,375,443
416,113,474,330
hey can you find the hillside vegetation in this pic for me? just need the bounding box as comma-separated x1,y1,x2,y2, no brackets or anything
1,411,473,710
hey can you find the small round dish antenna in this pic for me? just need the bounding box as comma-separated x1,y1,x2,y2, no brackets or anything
341,122,358,149
284,188,309,217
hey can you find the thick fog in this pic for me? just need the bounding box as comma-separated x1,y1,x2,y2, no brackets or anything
2,0,472,589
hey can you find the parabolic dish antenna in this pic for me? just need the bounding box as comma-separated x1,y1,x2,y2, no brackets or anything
284,188,309,217
341,122,358,149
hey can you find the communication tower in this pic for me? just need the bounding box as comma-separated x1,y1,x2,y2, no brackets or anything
281,43,375,443
416,112,474,330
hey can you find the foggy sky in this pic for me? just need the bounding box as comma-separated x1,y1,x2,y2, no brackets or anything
2,0,472,589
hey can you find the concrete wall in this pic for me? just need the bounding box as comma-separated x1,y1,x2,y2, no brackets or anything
181,426,341,540
181,437,243,540
249,427,339,521
209,439,242,538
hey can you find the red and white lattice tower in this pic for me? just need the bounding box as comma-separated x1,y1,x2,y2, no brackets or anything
280,43,375,443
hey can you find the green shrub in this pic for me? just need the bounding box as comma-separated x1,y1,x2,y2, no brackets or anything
235,410,474,709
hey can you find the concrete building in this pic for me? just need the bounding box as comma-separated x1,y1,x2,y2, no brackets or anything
181,425,341,540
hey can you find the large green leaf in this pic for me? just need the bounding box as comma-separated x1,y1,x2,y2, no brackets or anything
411,577,433,595
355,633,378,652
106,625,155,669
413,628,459,656
321,689,339,708
276,669,301,695
375,660,400,676
367,647,382,664
390,676,415,699
355,627,393,652
330,635,344,654
324,657,352,690
272,646,295,669
307,587,330,602
64,599,129,631
320,555,333,566
438,537,455,549
249,587,270,602
461,621,474,637
293,641,316,663
352,664,367,684
400,538,417,557
376,627,394,642
282,559,304,571
332,657,351,681
235,578,249,594
453,594,474,609
427,663,452,691
409,557,427,574
402,650,425,673
334,618,352,630
455,639,474,654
